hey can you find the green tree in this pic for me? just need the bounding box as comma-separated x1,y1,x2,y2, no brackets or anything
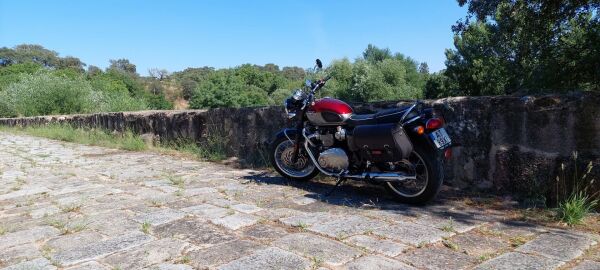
148,80,165,95
103,69,145,97
418,62,429,74
87,65,103,78
439,0,600,96
148,68,170,81
363,44,392,63
325,46,426,101
180,78,197,100
109,58,137,74
281,66,305,81
0,44,60,67
57,56,86,72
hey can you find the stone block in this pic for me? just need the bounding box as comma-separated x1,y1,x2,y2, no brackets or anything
397,246,477,270
273,233,361,266
154,217,235,248
371,221,454,246
187,239,263,268
516,232,597,261
132,208,186,226
341,255,415,270
474,252,564,270
52,232,153,266
0,226,60,250
101,238,188,269
210,212,259,230
344,235,409,257
218,247,310,270
1,258,57,270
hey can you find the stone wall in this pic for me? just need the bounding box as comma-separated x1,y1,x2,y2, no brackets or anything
1,92,599,203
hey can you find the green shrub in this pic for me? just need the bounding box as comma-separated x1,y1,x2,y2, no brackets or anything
555,152,599,225
96,91,148,112
0,71,150,117
145,93,173,110
0,72,96,117
558,191,598,225
90,73,129,93
268,88,292,105
0,62,43,91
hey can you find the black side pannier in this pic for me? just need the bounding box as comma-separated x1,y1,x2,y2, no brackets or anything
351,123,413,163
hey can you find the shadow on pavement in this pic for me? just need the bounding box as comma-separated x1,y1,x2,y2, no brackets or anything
240,171,534,230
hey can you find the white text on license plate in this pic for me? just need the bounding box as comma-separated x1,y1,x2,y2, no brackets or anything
430,128,451,149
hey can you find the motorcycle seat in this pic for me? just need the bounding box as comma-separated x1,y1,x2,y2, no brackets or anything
346,107,410,127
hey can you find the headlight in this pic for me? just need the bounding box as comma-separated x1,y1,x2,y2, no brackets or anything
292,89,305,101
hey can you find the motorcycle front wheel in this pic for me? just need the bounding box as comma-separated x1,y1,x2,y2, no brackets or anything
270,136,319,181
385,145,444,204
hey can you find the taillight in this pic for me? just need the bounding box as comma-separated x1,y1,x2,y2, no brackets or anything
413,126,425,135
426,118,443,130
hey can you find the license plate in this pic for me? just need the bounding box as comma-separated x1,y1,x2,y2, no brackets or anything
430,128,451,149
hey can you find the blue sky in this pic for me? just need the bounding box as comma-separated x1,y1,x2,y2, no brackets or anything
0,0,467,75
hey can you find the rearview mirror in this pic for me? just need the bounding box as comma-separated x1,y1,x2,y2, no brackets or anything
316,59,323,69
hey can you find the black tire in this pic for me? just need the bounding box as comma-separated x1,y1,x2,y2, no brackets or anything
385,145,444,205
270,136,319,181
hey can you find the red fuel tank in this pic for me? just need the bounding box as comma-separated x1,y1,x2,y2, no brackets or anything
307,98,353,125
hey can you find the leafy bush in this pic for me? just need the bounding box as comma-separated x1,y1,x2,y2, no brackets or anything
0,72,150,117
90,73,129,93
189,71,270,109
0,62,43,91
144,93,173,110
0,72,96,117
268,88,293,105
96,91,148,112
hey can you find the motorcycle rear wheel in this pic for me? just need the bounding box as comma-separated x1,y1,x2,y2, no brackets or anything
385,145,444,204
270,136,319,181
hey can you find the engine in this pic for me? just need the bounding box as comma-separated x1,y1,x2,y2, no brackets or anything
309,127,350,172
318,148,349,171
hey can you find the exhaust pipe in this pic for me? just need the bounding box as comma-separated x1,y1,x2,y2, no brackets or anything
345,172,416,183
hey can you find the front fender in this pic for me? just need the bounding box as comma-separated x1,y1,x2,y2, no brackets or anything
270,128,299,146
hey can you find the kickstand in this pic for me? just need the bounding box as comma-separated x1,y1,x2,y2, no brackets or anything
325,176,347,197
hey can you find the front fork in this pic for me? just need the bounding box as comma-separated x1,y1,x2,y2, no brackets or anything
291,120,305,164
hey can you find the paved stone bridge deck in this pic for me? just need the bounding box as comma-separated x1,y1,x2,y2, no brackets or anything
0,133,598,270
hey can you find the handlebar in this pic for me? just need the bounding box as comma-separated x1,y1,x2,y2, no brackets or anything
315,75,332,87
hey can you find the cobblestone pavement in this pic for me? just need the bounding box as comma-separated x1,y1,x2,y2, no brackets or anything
1,133,598,270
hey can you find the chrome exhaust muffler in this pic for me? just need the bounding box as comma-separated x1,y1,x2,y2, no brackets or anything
344,172,416,182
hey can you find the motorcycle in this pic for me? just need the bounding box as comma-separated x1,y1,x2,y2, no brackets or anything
269,59,452,204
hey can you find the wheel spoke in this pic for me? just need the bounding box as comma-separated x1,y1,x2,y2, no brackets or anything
274,140,315,178
386,151,429,198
